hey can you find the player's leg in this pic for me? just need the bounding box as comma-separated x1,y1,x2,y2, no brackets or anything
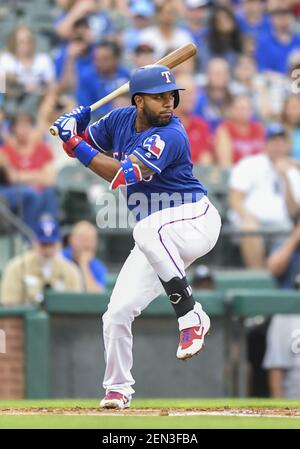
100,244,164,408
172,199,221,358
133,196,221,359
133,197,221,315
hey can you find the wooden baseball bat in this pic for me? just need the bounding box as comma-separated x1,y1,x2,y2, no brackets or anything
49,42,197,136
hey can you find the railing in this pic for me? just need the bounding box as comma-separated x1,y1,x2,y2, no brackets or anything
0,199,35,243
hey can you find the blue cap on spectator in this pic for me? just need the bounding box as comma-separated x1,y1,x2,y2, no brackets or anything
130,1,154,17
266,123,287,140
35,216,61,244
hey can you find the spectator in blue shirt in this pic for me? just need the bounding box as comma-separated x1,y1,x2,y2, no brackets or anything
183,0,211,49
263,220,300,397
123,0,155,54
77,40,130,118
54,0,115,51
194,57,232,132
62,220,108,292
255,6,300,74
54,17,95,93
236,0,270,40
268,220,300,289
54,0,97,44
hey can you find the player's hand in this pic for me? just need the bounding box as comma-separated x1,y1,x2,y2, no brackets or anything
77,250,94,267
240,213,259,231
275,158,293,176
52,106,91,141
68,105,91,134
53,114,78,143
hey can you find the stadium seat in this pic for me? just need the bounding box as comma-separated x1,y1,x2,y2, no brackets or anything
213,269,277,292
193,165,230,219
193,165,230,194
57,165,104,224
57,164,106,192
105,269,277,295
229,290,300,317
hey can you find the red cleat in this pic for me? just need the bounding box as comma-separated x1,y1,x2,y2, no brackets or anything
100,391,131,409
177,303,210,360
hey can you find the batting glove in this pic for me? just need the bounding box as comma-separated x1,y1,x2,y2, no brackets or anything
53,106,91,141
68,105,91,134
53,114,78,143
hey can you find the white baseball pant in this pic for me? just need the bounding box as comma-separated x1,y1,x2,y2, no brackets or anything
102,196,221,398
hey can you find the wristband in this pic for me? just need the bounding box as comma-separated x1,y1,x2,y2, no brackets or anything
73,140,99,167
110,162,142,190
121,158,139,185
63,135,82,151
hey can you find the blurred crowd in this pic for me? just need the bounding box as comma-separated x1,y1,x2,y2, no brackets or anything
0,0,300,268
0,214,108,303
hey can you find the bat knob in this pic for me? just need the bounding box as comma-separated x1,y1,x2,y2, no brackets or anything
49,125,58,136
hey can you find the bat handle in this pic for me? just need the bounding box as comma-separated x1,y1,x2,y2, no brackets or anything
49,125,59,136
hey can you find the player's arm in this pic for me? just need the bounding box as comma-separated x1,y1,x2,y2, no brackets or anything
68,142,154,190
128,155,154,178
52,111,154,189
87,153,154,182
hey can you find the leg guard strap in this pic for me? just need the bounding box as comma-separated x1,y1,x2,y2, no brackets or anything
159,276,195,318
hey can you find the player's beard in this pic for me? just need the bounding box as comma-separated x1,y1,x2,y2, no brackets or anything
142,105,172,127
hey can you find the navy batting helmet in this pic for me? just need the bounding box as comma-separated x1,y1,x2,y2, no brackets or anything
130,64,184,109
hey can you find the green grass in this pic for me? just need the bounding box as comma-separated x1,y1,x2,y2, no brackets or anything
1,398,300,409
0,399,300,429
1,415,300,429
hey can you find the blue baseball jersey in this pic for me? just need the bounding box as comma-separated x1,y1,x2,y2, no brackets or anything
87,106,207,220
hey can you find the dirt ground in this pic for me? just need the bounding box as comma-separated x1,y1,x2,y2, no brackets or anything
1,407,300,417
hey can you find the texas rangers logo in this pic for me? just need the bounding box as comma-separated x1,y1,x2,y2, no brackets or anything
143,134,165,158
161,71,172,83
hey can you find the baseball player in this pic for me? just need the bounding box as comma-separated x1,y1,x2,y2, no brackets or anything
53,64,221,409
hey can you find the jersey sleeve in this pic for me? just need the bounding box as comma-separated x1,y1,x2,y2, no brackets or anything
86,110,117,153
132,128,185,174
